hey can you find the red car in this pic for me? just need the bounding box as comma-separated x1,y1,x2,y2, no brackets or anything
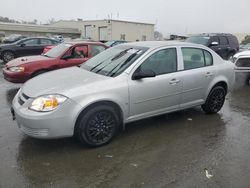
3,41,108,83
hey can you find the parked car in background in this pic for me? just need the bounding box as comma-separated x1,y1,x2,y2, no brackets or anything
11,41,235,147
232,51,250,83
186,33,239,60
0,37,59,62
3,41,108,83
2,34,27,44
51,35,64,42
105,40,127,47
239,43,250,52
0,32,5,44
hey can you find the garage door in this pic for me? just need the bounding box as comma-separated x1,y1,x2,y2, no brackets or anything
99,27,108,41
85,25,92,39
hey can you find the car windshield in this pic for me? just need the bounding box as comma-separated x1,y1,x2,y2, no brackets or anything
105,41,115,46
43,43,72,58
81,45,148,77
186,36,210,46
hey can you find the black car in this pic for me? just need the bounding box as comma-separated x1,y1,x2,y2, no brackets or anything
2,34,27,44
186,33,239,60
0,37,60,62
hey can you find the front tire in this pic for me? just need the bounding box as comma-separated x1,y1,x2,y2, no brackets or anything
75,105,119,147
2,51,15,62
202,86,226,114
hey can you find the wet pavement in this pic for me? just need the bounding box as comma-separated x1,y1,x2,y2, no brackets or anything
0,72,250,188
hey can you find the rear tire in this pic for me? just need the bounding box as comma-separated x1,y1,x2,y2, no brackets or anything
202,86,226,114
2,51,15,62
75,105,119,147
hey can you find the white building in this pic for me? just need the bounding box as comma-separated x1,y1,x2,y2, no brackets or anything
51,19,155,41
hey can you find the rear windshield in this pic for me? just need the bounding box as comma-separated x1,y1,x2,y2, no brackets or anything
186,36,210,46
81,45,148,77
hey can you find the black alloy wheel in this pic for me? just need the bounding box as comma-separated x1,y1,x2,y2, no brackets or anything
2,51,15,62
202,86,226,114
76,105,119,147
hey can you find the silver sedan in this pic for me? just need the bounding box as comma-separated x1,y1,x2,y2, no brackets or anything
12,41,235,147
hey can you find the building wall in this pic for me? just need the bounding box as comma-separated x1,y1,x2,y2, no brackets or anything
51,20,155,41
111,21,154,41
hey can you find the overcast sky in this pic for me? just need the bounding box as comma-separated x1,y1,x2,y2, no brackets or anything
1,0,250,36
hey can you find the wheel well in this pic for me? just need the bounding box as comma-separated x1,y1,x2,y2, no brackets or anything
74,101,124,134
212,81,228,94
2,50,15,57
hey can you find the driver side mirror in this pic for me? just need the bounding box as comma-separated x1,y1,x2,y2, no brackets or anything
132,70,156,80
18,43,26,47
210,42,219,47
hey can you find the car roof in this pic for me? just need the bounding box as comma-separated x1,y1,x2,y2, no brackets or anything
120,41,206,49
66,41,106,45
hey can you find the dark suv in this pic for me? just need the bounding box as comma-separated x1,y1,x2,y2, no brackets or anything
186,33,239,60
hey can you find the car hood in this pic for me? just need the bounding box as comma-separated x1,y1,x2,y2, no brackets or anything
234,50,250,59
6,55,51,67
21,67,109,98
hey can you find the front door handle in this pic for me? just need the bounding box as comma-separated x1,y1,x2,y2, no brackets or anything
205,72,214,77
169,79,180,85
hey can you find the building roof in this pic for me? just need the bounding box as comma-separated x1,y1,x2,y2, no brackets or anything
53,19,155,26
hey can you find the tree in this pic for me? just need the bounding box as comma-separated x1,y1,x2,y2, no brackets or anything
241,35,250,45
154,31,164,41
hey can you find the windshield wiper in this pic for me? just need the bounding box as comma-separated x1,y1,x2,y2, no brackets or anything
111,48,132,61
107,51,139,77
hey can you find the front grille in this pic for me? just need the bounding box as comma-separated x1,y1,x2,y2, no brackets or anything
236,58,250,67
18,92,30,105
22,93,30,100
18,97,25,105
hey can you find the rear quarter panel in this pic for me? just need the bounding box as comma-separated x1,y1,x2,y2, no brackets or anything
205,59,235,98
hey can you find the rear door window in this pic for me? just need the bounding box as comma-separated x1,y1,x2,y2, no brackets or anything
182,48,213,70
219,36,229,45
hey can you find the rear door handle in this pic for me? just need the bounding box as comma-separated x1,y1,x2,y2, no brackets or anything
169,79,180,85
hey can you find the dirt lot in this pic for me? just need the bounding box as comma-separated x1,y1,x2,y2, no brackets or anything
0,72,250,188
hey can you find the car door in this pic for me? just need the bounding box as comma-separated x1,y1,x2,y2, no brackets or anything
178,47,215,109
59,45,89,68
128,47,182,121
16,38,40,57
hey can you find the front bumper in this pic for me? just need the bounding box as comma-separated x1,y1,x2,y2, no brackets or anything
12,91,83,139
2,68,30,83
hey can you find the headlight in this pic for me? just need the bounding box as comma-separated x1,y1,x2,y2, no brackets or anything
29,94,67,112
9,66,25,72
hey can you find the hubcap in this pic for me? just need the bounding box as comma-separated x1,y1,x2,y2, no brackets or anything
3,52,14,62
85,111,115,144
